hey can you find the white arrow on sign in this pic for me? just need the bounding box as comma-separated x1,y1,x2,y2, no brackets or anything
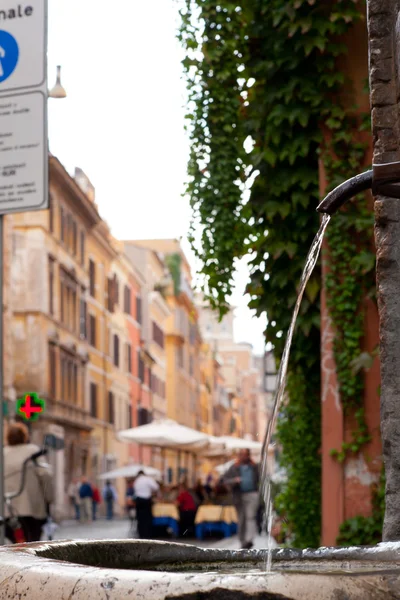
0,46,5,78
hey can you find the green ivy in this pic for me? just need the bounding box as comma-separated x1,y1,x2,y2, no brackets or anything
179,0,376,548
165,253,182,296
323,107,375,462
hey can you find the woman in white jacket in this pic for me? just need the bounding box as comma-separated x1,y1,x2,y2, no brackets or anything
4,422,54,542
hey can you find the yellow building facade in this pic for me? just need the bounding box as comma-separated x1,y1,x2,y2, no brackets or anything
129,239,202,483
10,158,102,517
123,242,170,475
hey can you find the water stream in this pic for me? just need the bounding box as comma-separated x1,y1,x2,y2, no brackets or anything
260,213,331,571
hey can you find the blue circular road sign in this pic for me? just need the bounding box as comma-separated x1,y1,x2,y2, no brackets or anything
0,30,19,84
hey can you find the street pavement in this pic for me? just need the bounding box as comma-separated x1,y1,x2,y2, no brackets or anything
53,517,276,550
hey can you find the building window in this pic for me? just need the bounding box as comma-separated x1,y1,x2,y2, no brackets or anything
49,193,54,233
113,334,120,367
49,344,56,399
137,406,151,426
89,259,96,297
128,405,132,428
48,257,55,316
60,350,79,404
114,276,119,307
80,231,85,266
150,373,155,393
177,345,184,369
107,277,116,312
60,267,78,332
126,343,132,373
138,350,145,383
60,206,65,242
189,354,194,376
73,363,78,401
90,382,97,418
108,391,114,425
67,213,74,252
80,296,87,339
136,295,142,324
89,314,96,347
72,220,78,256
72,288,77,332
124,285,131,314
152,321,164,349
61,354,67,399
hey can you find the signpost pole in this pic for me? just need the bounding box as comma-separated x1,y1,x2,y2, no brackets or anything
0,215,5,545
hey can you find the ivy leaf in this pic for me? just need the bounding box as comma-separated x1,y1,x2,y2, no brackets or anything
305,277,321,304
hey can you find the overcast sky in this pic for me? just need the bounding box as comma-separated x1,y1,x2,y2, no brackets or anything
47,0,267,354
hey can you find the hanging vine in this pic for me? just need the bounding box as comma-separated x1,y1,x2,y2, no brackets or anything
179,0,377,548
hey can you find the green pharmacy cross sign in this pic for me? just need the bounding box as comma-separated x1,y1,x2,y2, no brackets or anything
16,393,45,421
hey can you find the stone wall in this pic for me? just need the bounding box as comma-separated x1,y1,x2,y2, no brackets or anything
368,0,400,541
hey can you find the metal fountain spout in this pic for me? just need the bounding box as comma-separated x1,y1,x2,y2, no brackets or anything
316,161,400,215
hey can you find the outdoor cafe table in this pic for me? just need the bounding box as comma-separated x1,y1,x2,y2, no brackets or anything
195,505,238,539
153,502,179,536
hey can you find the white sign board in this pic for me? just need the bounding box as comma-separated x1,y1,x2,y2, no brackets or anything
0,0,47,215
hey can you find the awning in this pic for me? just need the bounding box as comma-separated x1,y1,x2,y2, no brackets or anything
98,464,161,480
117,419,215,452
218,436,263,452
199,436,264,457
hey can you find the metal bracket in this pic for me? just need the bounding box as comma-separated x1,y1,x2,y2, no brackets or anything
372,161,400,198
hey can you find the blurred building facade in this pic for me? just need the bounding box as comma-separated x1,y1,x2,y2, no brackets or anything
5,155,269,512
127,239,202,484
196,296,268,443
10,158,101,517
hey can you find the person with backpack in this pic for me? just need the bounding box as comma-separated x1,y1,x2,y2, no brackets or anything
79,476,93,523
102,480,117,520
4,423,54,542
224,449,260,549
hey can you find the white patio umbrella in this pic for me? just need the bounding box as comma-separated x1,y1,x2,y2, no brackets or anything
219,436,263,452
199,436,263,457
98,464,161,480
117,419,214,452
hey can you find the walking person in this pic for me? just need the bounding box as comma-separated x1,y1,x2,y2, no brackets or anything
67,478,81,521
133,470,159,539
102,480,118,520
176,481,197,538
224,449,260,549
126,479,135,511
92,484,101,521
4,422,54,543
79,476,93,523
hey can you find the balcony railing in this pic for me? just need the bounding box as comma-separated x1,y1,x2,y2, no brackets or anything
47,399,92,430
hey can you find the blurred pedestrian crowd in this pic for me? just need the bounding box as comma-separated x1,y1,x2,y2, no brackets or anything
67,477,118,522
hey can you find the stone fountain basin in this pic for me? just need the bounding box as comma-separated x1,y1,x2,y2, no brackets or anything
1,539,400,599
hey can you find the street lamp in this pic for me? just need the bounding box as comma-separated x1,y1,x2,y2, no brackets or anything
48,65,67,99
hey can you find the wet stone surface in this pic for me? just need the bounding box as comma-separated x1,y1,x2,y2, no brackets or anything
2,540,400,599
